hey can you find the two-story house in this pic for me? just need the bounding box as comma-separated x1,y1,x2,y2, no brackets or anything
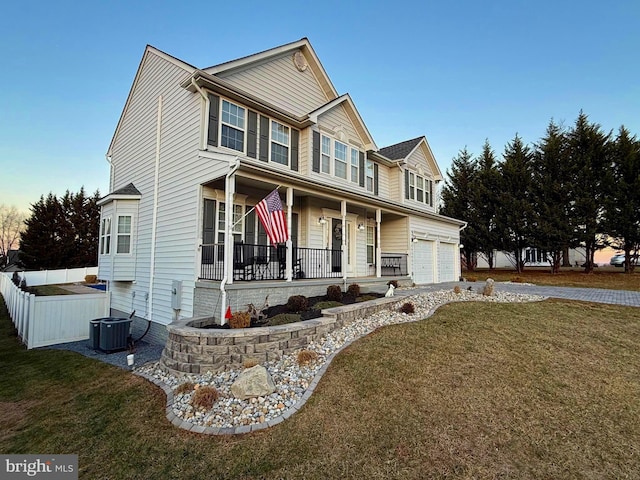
98,38,465,343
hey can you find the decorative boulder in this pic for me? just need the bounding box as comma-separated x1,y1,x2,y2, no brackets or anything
231,365,276,400
482,278,495,297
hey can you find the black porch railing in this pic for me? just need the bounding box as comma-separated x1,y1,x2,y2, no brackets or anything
200,244,409,281
380,252,408,276
200,243,343,281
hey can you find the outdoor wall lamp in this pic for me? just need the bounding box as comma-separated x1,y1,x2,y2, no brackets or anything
318,216,327,225
411,236,419,243
357,223,365,231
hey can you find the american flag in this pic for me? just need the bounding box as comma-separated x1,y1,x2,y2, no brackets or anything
255,189,289,245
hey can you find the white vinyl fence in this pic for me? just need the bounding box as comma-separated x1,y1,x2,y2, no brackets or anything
12,267,99,287
0,271,109,349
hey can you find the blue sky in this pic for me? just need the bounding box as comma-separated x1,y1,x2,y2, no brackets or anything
1,0,638,213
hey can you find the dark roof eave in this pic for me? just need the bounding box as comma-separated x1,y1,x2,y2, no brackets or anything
183,72,314,129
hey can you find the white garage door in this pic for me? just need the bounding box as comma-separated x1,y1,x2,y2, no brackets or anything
438,242,457,282
413,240,434,284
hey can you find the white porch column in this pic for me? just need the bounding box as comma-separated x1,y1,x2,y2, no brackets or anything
225,174,236,285
375,208,382,277
286,187,293,282
341,200,347,282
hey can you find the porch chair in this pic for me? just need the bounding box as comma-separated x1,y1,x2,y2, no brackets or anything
233,242,255,280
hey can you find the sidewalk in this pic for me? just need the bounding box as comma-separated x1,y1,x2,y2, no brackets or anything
406,281,640,308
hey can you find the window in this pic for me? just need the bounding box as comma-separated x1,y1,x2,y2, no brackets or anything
221,100,245,151
350,148,359,183
366,160,375,192
116,215,132,254
334,141,347,179
367,226,375,264
407,170,435,207
270,120,289,165
321,135,331,174
100,217,111,255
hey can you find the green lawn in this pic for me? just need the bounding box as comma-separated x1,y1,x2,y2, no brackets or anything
1,296,639,479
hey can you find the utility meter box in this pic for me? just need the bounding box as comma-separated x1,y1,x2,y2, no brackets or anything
171,280,182,310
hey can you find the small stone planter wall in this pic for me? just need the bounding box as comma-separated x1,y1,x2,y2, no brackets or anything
161,296,399,375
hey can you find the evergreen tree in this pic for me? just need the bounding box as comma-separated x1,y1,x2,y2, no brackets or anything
495,134,534,273
566,112,610,273
473,140,501,269
530,120,574,273
19,188,100,270
602,126,640,272
440,148,479,270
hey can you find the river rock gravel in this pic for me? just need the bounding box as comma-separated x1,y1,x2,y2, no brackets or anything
136,289,545,429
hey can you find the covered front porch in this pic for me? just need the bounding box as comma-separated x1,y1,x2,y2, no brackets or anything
197,172,411,284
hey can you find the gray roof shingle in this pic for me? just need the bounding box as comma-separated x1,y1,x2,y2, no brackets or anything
378,137,423,160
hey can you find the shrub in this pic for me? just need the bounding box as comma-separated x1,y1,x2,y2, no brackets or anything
312,300,344,310
229,311,251,329
400,302,415,314
243,358,259,369
388,280,399,289
297,349,318,365
347,283,361,297
287,295,309,312
174,382,195,395
268,313,301,326
191,386,219,410
85,274,97,283
356,295,378,302
453,285,461,294
326,284,343,302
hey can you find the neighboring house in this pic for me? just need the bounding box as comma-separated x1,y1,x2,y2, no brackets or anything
98,38,465,343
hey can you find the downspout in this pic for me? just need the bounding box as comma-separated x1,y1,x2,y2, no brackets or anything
148,95,163,322
219,157,241,325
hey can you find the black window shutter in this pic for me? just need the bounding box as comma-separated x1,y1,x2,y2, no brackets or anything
374,163,379,195
207,94,219,147
359,152,365,187
247,111,257,158
259,115,269,162
312,131,320,173
291,129,299,171
429,180,434,206
404,170,409,199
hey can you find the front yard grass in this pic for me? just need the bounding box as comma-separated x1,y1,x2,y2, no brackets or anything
1,296,639,479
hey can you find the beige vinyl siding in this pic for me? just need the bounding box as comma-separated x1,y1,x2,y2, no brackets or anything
217,52,329,117
106,49,217,325
410,216,460,241
317,105,361,145
299,127,310,174
407,145,434,177
380,217,409,254
376,163,390,200
389,167,401,201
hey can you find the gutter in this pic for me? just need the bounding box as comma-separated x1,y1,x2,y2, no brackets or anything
219,157,241,325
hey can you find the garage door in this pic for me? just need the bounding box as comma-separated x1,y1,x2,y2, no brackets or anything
413,240,434,284
438,242,457,282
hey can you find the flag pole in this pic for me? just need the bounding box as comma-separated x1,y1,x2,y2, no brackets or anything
231,185,282,229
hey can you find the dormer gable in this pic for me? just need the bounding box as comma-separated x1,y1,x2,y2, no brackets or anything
379,136,443,181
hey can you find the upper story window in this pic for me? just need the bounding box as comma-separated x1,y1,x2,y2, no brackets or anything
366,160,374,192
405,170,434,207
334,141,347,179
100,217,111,255
270,121,289,166
221,100,245,152
350,148,359,183
116,215,132,254
321,135,331,174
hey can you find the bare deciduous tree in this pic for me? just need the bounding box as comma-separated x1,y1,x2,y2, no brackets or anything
0,204,26,268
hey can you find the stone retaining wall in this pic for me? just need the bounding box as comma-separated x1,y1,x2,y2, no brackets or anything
161,296,400,375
